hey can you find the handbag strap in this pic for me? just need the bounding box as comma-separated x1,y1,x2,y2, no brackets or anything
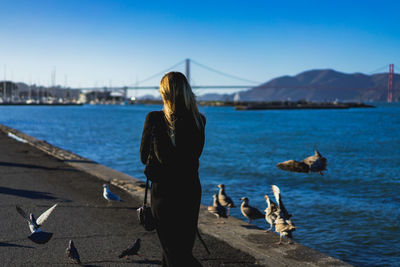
143,176,150,206
143,125,156,206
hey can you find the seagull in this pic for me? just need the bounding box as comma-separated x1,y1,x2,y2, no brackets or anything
103,184,121,202
264,194,278,231
66,240,81,264
239,197,264,224
271,185,296,244
16,203,58,244
276,159,309,173
274,215,296,245
217,184,235,216
119,238,141,259
207,194,228,221
303,150,327,175
276,150,327,175
271,185,292,220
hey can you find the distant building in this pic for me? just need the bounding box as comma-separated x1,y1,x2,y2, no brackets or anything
85,90,111,103
14,83,81,103
84,90,125,104
233,92,241,103
78,93,87,104
0,81,18,102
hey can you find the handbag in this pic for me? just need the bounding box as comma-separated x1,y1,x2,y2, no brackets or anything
136,177,156,231
137,126,157,231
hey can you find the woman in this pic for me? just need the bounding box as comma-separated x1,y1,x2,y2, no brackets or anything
140,72,206,266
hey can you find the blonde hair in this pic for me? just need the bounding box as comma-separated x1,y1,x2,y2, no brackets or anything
159,72,203,145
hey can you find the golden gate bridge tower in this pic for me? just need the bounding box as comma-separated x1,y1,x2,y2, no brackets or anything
387,64,394,102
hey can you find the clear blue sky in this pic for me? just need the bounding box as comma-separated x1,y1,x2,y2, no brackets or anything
1,0,399,94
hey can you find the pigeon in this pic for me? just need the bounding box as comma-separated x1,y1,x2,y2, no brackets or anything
217,184,235,216
271,185,292,220
264,194,278,231
118,238,141,259
16,203,58,244
207,194,228,221
66,240,81,264
239,197,264,224
274,215,296,245
276,150,327,175
103,184,121,202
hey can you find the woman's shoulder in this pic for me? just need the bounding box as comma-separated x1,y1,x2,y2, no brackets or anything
146,111,164,121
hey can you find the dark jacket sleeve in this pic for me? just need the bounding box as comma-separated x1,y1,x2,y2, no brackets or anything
140,112,153,164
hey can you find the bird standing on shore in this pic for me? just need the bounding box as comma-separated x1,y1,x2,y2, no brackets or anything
15,203,58,244
264,194,278,231
118,238,141,259
274,215,296,245
208,194,228,221
271,185,296,244
239,197,264,224
217,184,235,216
276,150,327,175
271,185,292,220
66,240,81,264
103,184,121,202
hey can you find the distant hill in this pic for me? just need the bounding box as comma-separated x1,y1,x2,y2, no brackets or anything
200,69,400,102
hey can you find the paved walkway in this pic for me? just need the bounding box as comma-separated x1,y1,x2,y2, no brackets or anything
0,131,260,266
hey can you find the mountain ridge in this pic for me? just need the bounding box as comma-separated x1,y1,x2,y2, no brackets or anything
198,69,399,102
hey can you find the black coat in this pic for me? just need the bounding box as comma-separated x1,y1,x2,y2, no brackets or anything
140,110,205,266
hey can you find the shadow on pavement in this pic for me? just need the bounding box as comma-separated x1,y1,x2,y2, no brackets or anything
134,259,162,265
0,186,57,200
0,161,78,172
0,242,34,249
241,224,262,230
84,259,162,266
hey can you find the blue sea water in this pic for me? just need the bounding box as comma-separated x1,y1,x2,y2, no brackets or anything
0,103,399,266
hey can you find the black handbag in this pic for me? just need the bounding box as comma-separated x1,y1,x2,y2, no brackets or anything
136,177,156,231
137,126,157,231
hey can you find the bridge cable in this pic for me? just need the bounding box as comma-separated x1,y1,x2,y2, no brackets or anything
190,59,261,84
136,60,186,85
367,64,389,75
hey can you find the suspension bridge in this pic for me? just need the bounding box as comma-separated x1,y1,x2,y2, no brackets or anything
0,58,261,104
0,59,398,103
73,59,397,103
73,58,260,99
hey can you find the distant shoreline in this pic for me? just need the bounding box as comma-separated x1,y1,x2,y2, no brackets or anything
0,103,83,106
197,100,375,110
134,99,376,109
233,101,375,110
0,100,376,110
